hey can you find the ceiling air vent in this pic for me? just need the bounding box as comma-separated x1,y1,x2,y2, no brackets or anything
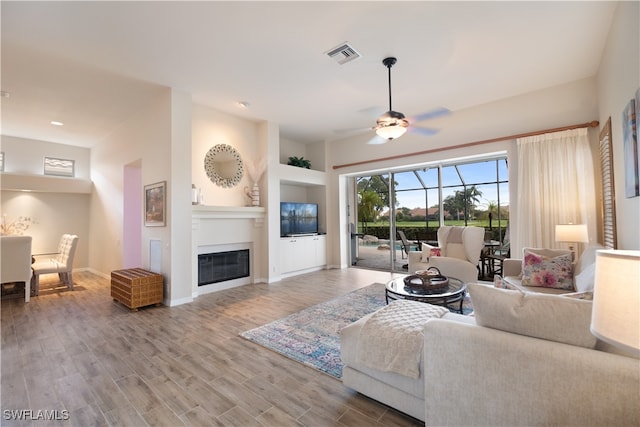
326,42,361,65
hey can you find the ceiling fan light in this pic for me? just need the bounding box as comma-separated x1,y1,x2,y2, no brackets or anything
376,124,407,140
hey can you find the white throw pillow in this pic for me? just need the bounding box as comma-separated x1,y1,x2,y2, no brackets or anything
468,283,596,348
575,262,596,292
421,243,442,263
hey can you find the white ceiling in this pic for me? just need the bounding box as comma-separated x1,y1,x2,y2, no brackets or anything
1,1,617,148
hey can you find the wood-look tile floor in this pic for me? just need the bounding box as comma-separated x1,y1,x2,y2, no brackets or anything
1,268,422,427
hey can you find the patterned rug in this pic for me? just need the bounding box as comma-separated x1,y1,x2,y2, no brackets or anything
239,282,472,379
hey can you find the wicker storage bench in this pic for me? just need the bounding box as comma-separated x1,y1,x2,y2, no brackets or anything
111,268,163,310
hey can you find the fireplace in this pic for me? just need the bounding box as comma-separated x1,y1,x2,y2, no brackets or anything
192,205,265,299
198,249,250,286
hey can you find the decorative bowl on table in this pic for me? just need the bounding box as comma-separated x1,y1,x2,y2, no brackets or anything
403,267,450,294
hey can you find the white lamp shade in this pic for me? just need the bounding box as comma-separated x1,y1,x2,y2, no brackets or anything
555,224,588,243
376,124,407,140
590,250,640,356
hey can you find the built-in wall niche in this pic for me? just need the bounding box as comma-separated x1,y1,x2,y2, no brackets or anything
280,183,326,234
279,138,326,172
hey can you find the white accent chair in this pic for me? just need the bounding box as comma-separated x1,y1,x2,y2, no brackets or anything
31,234,79,295
408,226,485,283
1,235,33,302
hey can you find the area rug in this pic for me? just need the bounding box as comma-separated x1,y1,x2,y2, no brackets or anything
239,283,473,379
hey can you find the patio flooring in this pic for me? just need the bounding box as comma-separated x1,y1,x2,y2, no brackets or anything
353,241,412,272
353,240,493,281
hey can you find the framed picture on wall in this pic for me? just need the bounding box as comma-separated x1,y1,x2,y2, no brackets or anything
622,96,638,198
144,181,166,226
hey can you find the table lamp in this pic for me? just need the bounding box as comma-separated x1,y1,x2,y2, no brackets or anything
590,250,640,357
555,224,588,260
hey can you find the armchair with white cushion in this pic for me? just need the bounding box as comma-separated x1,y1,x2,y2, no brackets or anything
408,226,485,283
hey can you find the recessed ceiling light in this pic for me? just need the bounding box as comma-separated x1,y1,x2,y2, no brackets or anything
236,101,250,109
51,121,64,126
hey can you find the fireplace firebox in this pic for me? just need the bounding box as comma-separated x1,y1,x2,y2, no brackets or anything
198,249,249,286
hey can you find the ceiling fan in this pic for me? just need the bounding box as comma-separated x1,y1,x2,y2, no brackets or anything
368,57,449,145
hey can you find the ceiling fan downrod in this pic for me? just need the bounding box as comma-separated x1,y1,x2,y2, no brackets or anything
382,57,397,111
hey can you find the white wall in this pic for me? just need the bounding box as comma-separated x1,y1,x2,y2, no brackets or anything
192,104,264,207
596,1,640,250
1,190,90,267
0,135,91,267
1,135,91,179
89,88,196,306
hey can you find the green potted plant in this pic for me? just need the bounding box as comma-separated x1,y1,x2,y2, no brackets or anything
287,156,311,169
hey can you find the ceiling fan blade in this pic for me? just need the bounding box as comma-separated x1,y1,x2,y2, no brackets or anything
367,134,387,145
357,106,386,117
409,126,440,136
333,126,370,135
410,107,451,123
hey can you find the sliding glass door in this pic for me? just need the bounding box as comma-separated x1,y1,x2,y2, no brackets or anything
351,156,509,273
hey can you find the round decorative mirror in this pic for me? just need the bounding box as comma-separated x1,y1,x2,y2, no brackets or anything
204,144,244,188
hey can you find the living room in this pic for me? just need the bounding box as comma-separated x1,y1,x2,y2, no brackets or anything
1,2,639,424
2,2,638,307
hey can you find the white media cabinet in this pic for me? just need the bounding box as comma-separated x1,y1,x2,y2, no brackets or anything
279,234,326,275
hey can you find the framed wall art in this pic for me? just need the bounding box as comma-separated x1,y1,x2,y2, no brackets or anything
144,181,166,227
622,94,638,198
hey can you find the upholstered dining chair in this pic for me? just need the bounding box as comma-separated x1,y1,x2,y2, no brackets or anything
31,234,79,295
1,235,33,302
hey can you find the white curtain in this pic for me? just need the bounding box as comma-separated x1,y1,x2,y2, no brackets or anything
512,128,597,258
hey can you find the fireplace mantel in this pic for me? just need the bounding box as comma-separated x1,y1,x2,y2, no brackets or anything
192,205,266,220
191,205,266,298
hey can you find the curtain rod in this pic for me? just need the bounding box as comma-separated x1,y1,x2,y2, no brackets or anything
332,120,599,170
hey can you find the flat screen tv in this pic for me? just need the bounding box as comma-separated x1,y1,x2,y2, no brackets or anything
280,202,318,237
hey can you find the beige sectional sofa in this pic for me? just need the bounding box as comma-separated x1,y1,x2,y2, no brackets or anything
340,281,639,425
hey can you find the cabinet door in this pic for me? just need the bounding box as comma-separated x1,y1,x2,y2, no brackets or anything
280,236,323,273
279,238,299,273
314,235,326,266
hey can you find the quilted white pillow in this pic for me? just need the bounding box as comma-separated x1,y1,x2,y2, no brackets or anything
468,283,596,348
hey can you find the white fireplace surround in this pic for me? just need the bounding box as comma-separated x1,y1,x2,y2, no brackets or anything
192,205,265,297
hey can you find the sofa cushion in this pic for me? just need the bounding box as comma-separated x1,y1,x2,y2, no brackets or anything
521,248,574,290
467,283,596,348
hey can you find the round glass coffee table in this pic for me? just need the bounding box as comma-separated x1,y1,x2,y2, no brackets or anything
385,276,467,313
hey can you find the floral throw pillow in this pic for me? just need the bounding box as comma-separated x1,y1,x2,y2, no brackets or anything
521,248,574,290
421,243,442,263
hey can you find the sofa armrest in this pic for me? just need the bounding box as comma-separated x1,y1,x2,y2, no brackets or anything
423,319,640,426
503,258,521,277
